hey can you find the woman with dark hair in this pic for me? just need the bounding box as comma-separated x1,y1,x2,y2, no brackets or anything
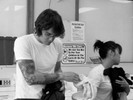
14,9,80,100
88,40,130,100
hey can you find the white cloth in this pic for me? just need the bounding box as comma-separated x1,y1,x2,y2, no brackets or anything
88,64,112,100
64,81,77,100
14,34,63,99
73,74,94,100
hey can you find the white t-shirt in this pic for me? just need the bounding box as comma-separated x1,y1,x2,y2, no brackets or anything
88,64,113,100
14,34,63,99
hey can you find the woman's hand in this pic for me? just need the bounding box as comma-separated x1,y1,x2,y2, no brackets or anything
115,76,130,95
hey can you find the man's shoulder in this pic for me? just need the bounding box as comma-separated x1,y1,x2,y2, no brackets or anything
15,34,34,43
17,34,33,39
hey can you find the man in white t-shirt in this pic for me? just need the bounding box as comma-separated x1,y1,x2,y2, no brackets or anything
14,9,80,100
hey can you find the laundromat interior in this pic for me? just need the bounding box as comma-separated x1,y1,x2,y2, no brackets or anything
0,0,133,100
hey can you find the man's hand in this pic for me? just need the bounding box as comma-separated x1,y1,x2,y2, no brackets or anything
60,72,81,84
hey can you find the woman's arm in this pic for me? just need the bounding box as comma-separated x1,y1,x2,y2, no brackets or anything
119,92,127,100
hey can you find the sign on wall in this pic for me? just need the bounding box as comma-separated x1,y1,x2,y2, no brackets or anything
62,43,86,64
71,21,85,42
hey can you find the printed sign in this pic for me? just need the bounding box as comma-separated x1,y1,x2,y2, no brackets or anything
62,43,86,64
71,21,85,42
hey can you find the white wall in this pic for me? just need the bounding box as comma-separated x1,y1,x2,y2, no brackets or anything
0,0,27,37
34,0,75,21
79,0,133,62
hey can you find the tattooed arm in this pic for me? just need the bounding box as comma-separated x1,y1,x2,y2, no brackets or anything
17,60,62,85
17,59,81,85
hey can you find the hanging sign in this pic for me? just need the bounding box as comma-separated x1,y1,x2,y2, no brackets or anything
62,43,86,64
71,21,85,42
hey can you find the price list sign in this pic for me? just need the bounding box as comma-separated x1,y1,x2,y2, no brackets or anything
62,43,86,64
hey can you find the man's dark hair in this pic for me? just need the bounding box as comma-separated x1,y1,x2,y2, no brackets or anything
35,9,65,37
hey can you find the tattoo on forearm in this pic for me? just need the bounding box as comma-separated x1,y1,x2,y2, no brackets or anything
42,73,60,84
18,60,37,84
17,60,60,85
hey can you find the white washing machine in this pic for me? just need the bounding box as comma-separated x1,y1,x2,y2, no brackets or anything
0,65,16,100
0,78,15,100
